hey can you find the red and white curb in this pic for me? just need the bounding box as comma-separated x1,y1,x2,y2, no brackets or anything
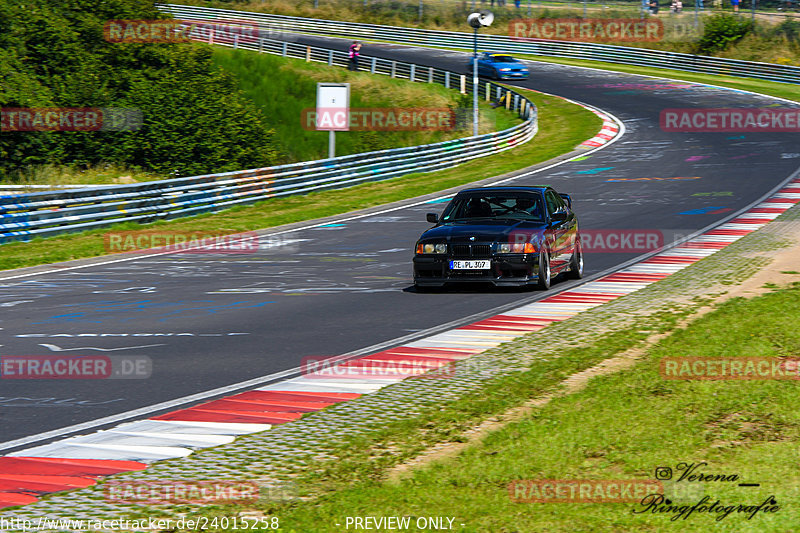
579,112,619,148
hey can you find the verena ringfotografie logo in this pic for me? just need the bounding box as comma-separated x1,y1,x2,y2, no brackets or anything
301,355,456,379
661,108,800,132
1,108,142,132
302,108,458,131
104,480,260,504
509,479,663,503
661,357,800,380
510,18,664,42
0,355,151,379
104,231,259,254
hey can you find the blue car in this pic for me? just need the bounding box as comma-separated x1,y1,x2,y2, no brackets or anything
466,53,530,80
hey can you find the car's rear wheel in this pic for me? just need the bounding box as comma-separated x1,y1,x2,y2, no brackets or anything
537,250,551,290
567,239,584,279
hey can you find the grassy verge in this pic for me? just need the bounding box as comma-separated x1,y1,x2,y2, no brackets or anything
211,47,510,162
8,47,509,188
0,88,600,272
258,281,800,532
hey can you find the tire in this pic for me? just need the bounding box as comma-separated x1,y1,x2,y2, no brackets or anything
567,239,584,280
536,250,551,290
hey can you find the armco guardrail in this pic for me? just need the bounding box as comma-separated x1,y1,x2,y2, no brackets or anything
160,3,800,85
0,36,536,244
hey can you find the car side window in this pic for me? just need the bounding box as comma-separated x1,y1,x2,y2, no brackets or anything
546,191,567,216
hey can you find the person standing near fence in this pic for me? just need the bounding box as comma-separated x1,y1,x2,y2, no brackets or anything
348,41,362,71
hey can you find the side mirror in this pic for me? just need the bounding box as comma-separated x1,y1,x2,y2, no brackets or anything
426,213,439,224
551,211,567,223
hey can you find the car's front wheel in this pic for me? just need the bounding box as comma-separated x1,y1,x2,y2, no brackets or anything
537,250,551,290
567,239,584,279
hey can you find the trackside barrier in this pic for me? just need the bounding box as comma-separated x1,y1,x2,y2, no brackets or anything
0,35,537,244
159,3,800,85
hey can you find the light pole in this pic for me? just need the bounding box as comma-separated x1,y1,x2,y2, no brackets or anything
467,11,494,138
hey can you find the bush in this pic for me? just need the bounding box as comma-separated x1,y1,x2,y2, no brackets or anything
0,0,282,181
695,13,754,54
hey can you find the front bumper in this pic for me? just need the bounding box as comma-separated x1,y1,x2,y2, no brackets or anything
499,72,529,79
413,254,538,286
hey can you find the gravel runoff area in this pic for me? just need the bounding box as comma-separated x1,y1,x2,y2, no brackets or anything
2,189,800,530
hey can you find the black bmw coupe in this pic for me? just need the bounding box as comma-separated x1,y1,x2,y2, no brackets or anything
413,186,583,289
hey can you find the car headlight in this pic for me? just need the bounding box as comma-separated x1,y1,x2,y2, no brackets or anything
416,243,447,254
499,68,511,72
498,243,537,253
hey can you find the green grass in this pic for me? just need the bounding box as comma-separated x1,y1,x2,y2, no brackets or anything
231,282,800,532
211,47,511,162
0,88,600,272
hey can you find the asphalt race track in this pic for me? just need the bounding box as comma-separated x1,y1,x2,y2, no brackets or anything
1,36,798,451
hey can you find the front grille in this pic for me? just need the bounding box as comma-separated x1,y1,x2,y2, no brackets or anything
451,244,491,257
452,244,470,256
473,245,491,256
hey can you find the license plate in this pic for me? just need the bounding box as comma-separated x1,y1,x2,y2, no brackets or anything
450,260,491,270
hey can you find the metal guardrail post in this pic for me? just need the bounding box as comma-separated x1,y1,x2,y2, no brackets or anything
208,28,214,45
282,42,287,56
428,67,434,83
233,35,239,49
371,57,377,73
328,50,333,65
410,64,415,81
444,71,450,89
391,61,396,78
485,82,490,101
306,46,311,62
460,75,466,94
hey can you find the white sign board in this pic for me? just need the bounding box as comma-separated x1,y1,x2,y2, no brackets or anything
316,83,350,131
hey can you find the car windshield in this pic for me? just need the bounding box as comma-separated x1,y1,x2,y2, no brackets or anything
441,194,545,222
491,56,517,63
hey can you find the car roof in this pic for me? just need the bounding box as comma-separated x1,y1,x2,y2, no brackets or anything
456,186,551,195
